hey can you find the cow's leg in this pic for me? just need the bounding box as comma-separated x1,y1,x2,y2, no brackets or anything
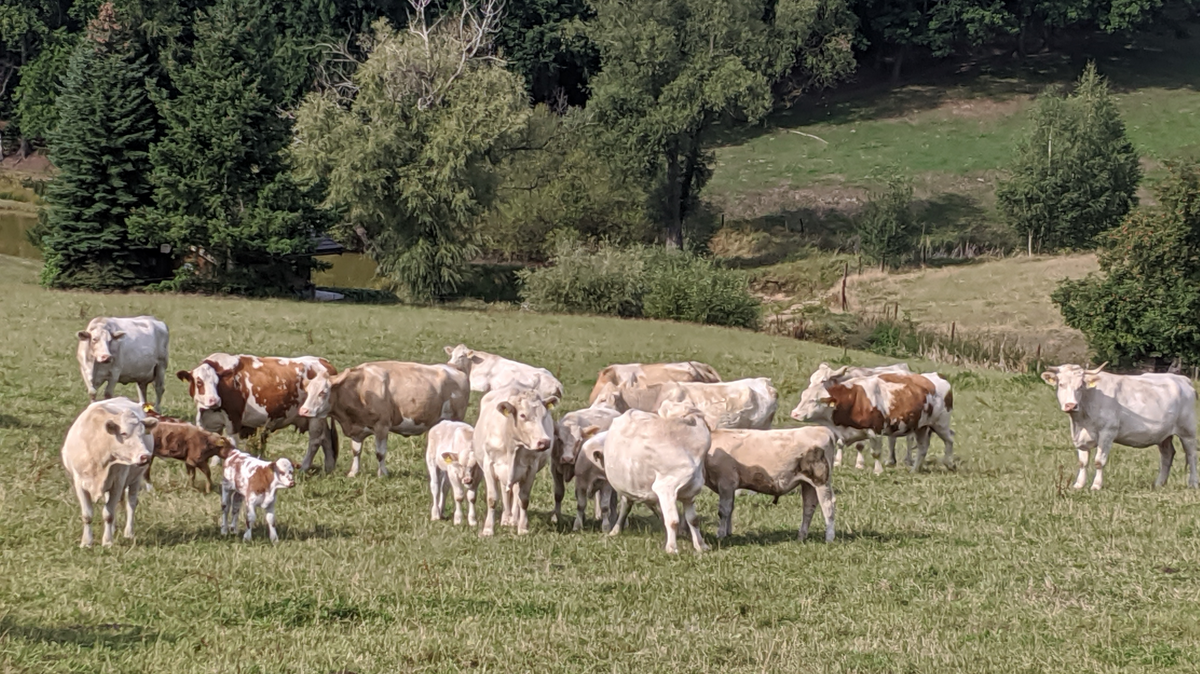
374,432,389,477
854,441,866,470
480,465,499,537
516,475,535,535
904,435,915,466
123,479,140,539
910,428,933,473
884,436,898,467
429,467,445,521
75,484,95,548
833,444,844,468
103,374,118,401
265,500,279,543
448,477,465,525
816,482,836,542
609,496,631,537
798,482,817,541
870,437,885,475
220,484,232,535
682,498,707,553
574,481,589,532
348,439,364,478
652,482,681,554
550,466,565,524
601,487,618,533
199,462,213,494
243,500,256,542
300,429,320,474
1156,437,1176,488
153,364,165,408
1073,445,1090,489
716,483,735,539
136,381,150,406
1091,435,1116,490
499,480,515,528
466,481,479,526
101,487,120,546
1183,431,1199,489
936,425,956,468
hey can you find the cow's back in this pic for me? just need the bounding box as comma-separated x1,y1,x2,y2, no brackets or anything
1097,373,1197,445
341,362,467,433
109,317,170,381
233,356,335,430
605,411,709,501
62,399,147,495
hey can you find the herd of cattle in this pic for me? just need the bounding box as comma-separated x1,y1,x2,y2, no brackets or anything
62,314,1200,551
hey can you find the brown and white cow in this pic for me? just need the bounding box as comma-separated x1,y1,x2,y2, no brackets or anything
604,378,778,431
221,449,296,543
791,372,954,473
296,358,471,478
61,398,157,547
176,354,338,473
706,427,837,541
142,407,233,493
807,363,912,469
588,361,722,405
474,387,558,536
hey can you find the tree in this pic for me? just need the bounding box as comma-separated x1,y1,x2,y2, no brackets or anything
132,0,332,296
996,62,1140,253
294,0,529,301
586,0,856,249
37,2,160,289
1053,161,1200,367
856,174,917,270
493,0,597,106
11,27,75,143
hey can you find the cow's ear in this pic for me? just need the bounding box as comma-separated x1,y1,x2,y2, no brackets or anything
77,331,91,341
582,425,601,440
141,417,158,431
105,420,122,436
440,451,457,465
544,396,559,410
1040,371,1058,386
590,447,604,466
110,331,125,340
444,345,454,356
498,401,517,417
176,370,192,383
1084,374,1101,388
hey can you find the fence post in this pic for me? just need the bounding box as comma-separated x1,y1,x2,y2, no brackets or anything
841,262,848,311
950,321,956,343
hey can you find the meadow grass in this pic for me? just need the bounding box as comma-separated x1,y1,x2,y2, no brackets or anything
2,253,1200,673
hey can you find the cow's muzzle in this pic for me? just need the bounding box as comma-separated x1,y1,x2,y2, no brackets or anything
1062,403,1078,413
96,355,112,364
136,453,152,466
535,439,551,451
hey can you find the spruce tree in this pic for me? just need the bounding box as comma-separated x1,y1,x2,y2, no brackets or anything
132,0,331,296
37,3,159,289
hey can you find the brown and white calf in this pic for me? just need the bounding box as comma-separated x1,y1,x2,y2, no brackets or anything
588,361,722,405
444,344,563,401
605,378,778,431
77,316,170,406
706,427,837,542
143,407,233,492
807,363,912,469
791,372,954,473
61,398,157,547
426,421,482,525
176,354,338,473
474,387,558,536
551,405,622,524
297,356,471,477
221,449,296,543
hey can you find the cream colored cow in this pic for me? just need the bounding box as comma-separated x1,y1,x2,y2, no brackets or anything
474,387,558,536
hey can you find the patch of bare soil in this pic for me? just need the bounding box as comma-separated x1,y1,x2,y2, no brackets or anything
0,152,53,175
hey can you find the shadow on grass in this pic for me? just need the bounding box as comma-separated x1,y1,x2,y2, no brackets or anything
0,617,167,650
0,413,24,428
141,522,351,547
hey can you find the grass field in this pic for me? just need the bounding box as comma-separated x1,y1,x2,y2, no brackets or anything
3,253,1200,673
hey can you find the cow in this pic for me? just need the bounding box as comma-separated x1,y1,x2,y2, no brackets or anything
176,354,338,474
1041,363,1198,490
604,378,778,431
142,407,233,493
220,449,296,542
705,427,837,542
791,372,954,473
808,363,912,469
588,361,722,405
77,316,170,406
61,398,157,547
444,344,563,400
593,401,711,554
474,387,558,536
550,404,622,525
297,356,470,478
573,430,618,532
426,421,482,525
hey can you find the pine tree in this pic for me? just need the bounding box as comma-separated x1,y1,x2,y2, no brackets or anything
37,3,159,289
132,0,331,296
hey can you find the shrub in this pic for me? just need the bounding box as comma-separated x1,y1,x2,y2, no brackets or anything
642,251,760,329
856,174,918,270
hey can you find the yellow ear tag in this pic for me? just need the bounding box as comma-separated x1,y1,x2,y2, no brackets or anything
1087,381,1098,389
443,455,454,465
546,401,556,410
825,400,837,407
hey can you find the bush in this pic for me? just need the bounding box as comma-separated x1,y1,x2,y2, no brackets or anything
856,174,918,270
518,240,760,329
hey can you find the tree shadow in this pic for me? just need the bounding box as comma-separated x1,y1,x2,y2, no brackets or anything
0,413,24,429
140,522,351,547
0,617,168,650
715,526,933,548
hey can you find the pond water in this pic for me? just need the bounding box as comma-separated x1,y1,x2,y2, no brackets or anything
0,208,381,287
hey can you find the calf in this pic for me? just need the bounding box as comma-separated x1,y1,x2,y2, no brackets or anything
551,405,622,524
61,398,157,547
77,316,170,406
588,361,722,405
808,363,911,469
706,427,837,542
143,408,233,493
1042,363,1198,490
426,421,482,525
474,387,558,536
445,344,563,401
177,354,338,473
606,378,777,430
573,431,618,532
297,356,471,477
791,372,954,473
221,449,296,542
595,401,711,554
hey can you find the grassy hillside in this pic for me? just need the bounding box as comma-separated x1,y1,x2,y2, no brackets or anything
2,253,1200,673
845,254,1100,362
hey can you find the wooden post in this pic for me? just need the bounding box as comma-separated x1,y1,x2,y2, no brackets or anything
841,262,848,311
950,321,956,343
1035,344,1042,370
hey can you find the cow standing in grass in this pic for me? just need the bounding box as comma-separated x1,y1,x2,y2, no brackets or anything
77,316,170,406
588,361,722,405
807,362,911,469
474,387,558,536
1042,363,1198,490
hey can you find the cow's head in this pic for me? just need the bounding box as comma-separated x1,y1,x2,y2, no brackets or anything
211,434,234,459
77,323,125,365
104,411,157,466
443,344,475,376
585,430,609,468
297,372,333,419
1041,363,1106,413
176,360,224,411
657,400,708,428
791,381,837,424
273,458,296,489
439,443,479,487
808,362,849,388
557,421,602,469
497,390,557,452
590,385,628,412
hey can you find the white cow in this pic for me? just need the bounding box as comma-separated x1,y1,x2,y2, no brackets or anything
1042,363,1198,490
426,421,482,526
76,316,170,406
551,404,622,524
61,398,157,547
808,362,911,469
574,431,617,532
606,378,778,431
474,387,558,536
594,401,711,554
444,344,563,401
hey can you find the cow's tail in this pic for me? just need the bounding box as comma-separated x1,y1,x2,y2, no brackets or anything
693,362,722,382
326,418,339,464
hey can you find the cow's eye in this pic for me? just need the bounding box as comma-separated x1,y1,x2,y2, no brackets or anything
519,414,527,420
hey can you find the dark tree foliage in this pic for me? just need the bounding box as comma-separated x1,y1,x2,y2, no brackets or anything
856,174,918,270
1054,161,1200,366
132,0,332,296
37,3,161,289
493,0,597,106
11,27,76,142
